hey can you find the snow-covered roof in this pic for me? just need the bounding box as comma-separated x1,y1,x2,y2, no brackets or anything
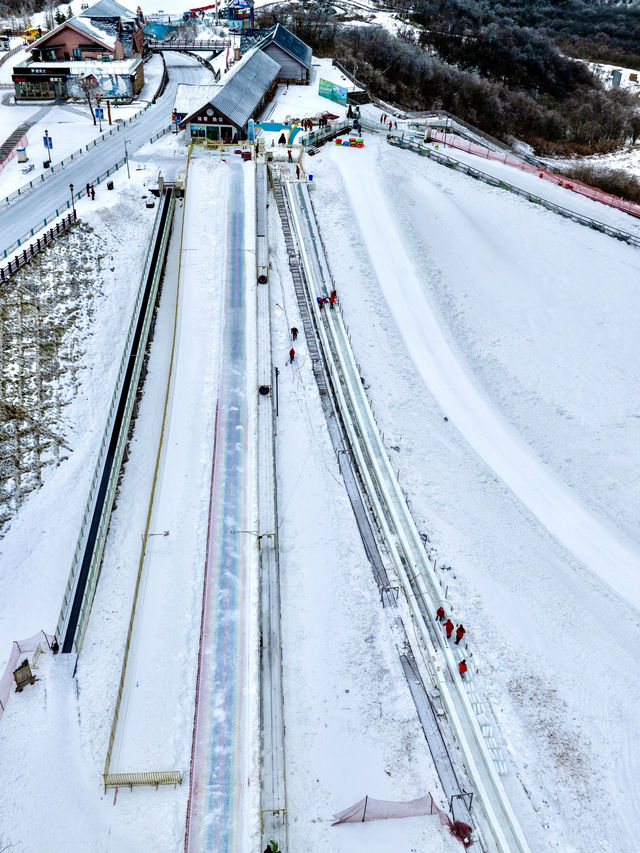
70,16,118,48
25,18,116,52
79,0,138,21
174,83,220,117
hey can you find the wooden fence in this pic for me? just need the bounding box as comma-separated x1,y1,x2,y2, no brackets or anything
103,771,182,792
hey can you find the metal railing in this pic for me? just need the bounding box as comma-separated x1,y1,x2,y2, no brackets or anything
2,102,152,209
0,43,23,68
2,158,125,259
0,210,77,281
389,136,640,248
302,121,350,148
2,126,173,260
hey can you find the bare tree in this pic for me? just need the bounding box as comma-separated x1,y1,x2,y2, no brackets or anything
76,74,98,124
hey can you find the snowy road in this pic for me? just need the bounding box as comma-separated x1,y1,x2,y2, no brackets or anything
0,53,212,252
185,154,259,853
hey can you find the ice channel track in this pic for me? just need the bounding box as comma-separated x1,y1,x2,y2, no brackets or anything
274,174,534,853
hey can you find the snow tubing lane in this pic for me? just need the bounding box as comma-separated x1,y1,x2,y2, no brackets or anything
62,189,174,654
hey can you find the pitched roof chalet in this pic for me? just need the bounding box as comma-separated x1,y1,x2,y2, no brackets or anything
79,0,138,20
177,48,280,129
259,23,312,70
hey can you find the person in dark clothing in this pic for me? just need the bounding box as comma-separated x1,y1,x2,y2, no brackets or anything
458,659,467,678
90,185,95,200
444,618,454,639
291,326,298,340
289,347,295,363
455,624,466,645
436,606,445,622
85,182,91,197
296,164,300,179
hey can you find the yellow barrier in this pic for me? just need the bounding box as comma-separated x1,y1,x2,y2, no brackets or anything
103,771,182,792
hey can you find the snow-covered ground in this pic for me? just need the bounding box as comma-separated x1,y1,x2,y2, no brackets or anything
2,69,640,853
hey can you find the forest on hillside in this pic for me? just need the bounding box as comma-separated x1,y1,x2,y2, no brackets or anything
258,1,640,156
401,0,640,69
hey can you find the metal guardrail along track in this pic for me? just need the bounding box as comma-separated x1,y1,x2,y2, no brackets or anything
389,136,640,248
272,176,481,838
277,175,534,853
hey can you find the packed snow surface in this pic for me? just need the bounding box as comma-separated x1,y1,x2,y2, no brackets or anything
2,80,640,853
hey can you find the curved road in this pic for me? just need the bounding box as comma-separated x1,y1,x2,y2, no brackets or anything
0,53,211,252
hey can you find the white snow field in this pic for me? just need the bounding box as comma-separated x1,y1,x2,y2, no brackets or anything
1,86,640,853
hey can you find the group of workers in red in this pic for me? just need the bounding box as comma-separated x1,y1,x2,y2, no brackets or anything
379,113,394,131
289,290,338,363
435,605,468,678
317,289,338,310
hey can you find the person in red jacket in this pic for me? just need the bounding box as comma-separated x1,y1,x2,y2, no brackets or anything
289,347,295,363
455,624,466,645
329,289,337,309
388,120,393,131
436,606,445,622
458,659,467,678
444,618,454,639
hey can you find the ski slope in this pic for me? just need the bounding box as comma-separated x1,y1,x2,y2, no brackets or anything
330,140,640,610
297,134,640,852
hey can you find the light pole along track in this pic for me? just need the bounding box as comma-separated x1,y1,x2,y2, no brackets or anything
274,173,534,853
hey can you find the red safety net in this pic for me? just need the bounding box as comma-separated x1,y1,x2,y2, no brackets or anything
332,793,473,847
425,128,640,221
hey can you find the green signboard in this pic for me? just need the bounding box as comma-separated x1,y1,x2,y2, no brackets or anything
318,77,348,106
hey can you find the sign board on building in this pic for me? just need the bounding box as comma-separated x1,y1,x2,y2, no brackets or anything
318,78,347,106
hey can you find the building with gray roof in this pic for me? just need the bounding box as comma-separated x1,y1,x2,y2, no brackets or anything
177,48,280,142
255,23,312,84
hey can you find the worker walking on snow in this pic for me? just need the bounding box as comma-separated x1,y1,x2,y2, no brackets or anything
436,605,445,622
458,659,467,678
388,120,393,131
444,618,454,639
291,326,298,340
289,347,295,364
329,289,337,309
455,624,466,645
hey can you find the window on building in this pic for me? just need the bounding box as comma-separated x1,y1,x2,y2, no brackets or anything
73,48,81,59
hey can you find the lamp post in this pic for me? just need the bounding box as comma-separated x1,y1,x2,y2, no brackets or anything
124,138,131,178
69,182,75,216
